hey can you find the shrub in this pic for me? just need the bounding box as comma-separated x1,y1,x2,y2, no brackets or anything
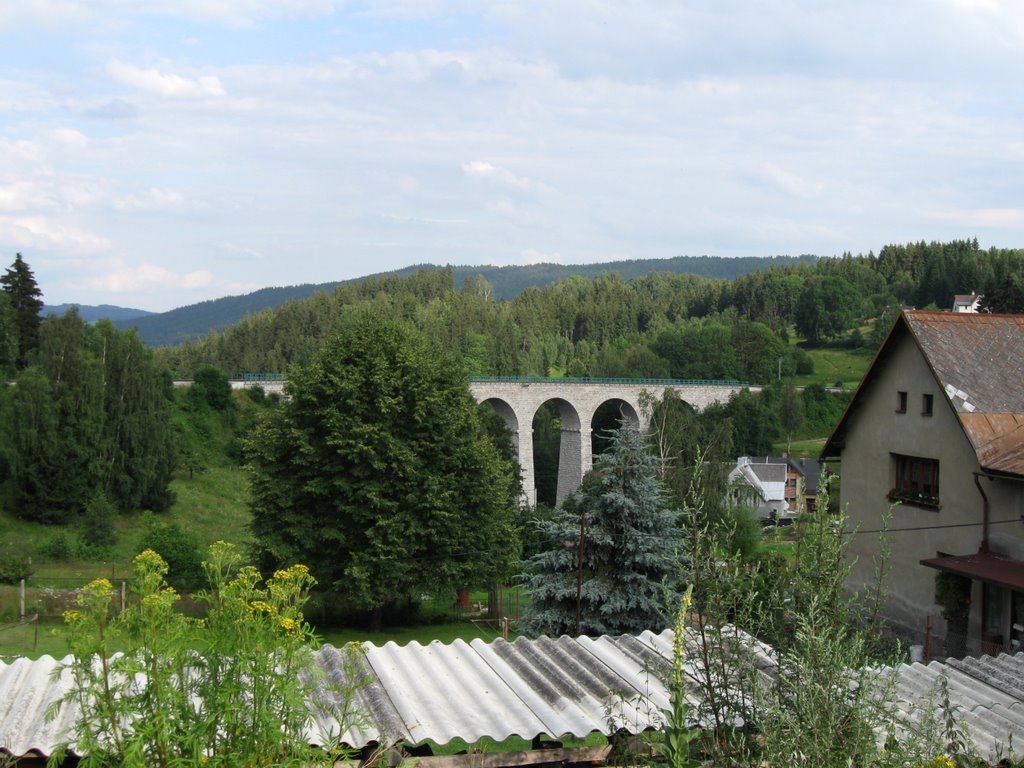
40,532,74,561
49,544,367,767
81,490,118,547
137,519,204,592
0,548,33,584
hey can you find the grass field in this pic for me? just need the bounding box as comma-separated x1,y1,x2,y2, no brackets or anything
794,344,873,389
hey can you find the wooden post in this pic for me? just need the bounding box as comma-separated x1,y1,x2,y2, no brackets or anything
121,581,127,613
20,578,25,619
925,613,932,664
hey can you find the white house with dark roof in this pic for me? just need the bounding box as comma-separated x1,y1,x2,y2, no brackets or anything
822,310,1024,657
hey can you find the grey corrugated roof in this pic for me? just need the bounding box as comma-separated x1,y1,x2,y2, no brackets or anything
891,653,1024,759
4,636,1024,763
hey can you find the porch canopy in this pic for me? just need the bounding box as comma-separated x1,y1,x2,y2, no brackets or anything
921,551,1024,591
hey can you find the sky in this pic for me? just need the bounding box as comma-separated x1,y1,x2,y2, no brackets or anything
3,1,1024,313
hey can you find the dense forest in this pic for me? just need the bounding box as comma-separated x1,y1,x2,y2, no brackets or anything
154,238,1024,380
114,255,821,347
4,238,1024,527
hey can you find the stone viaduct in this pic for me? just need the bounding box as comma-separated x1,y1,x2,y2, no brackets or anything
223,375,752,506
467,377,750,506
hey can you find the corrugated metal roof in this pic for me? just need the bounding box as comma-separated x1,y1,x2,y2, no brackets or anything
891,653,1024,759
4,635,1024,763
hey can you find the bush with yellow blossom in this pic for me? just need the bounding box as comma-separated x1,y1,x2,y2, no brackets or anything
47,543,363,768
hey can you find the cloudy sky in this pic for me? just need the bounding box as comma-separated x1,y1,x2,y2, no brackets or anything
3,1,1024,312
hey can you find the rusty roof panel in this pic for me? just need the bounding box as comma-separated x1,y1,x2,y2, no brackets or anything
904,312,1024,414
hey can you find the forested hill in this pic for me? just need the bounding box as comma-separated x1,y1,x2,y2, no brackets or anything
152,239,1024,381
117,255,818,347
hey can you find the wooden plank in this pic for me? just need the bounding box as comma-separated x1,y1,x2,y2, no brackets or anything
382,745,613,768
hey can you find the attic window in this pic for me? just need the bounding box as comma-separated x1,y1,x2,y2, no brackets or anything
896,391,907,413
922,393,934,416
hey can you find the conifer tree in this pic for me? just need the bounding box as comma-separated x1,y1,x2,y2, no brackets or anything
521,426,680,636
1,253,44,368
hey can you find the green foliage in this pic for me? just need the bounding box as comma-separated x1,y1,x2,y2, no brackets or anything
0,313,176,523
81,490,118,548
247,311,520,626
521,426,680,636
137,519,204,592
795,275,863,344
655,586,701,768
192,365,234,411
47,544,361,767
0,547,33,584
1,253,43,368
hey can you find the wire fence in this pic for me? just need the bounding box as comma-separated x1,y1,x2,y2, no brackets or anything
884,614,1017,664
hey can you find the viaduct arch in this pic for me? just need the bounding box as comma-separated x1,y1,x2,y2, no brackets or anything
222,375,751,507
468,377,749,506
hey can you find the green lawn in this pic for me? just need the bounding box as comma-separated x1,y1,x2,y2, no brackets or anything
794,344,872,389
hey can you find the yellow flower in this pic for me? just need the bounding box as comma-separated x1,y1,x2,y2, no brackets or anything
134,549,169,576
63,609,83,625
83,578,113,598
250,600,274,615
278,617,299,633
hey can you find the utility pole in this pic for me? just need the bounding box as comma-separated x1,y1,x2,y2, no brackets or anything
575,510,587,637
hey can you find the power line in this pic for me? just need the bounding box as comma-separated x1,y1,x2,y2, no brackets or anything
844,517,1022,536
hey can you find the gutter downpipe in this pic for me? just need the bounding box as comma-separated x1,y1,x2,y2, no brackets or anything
972,471,990,554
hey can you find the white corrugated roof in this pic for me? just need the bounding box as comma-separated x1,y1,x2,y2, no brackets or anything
4,635,1024,763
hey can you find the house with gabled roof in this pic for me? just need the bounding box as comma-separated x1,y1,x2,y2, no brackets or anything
727,455,820,522
821,310,1024,657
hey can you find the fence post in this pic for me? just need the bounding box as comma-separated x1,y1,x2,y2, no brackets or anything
19,578,25,619
121,580,127,613
925,613,932,664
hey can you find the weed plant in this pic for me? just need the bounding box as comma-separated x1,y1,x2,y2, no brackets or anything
46,543,366,767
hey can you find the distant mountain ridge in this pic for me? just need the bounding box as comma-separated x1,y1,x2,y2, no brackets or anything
74,255,819,347
44,303,155,324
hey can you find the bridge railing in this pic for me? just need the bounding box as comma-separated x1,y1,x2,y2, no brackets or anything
236,372,286,382
469,375,750,387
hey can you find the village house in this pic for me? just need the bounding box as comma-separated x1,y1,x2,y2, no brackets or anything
727,455,819,522
822,310,1024,656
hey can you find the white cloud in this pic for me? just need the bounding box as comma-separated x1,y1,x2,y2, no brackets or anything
519,248,561,265
113,187,186,212
0,1,90,29
107,60,225,98
47,127,89,147
463,161,540,192
0,182,56,212
0,215,110,253
89,261,213,293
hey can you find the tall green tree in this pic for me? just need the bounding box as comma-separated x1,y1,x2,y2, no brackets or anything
794,275,862,343
0,312,175,522
1,253,44,368
246,312,520,628
521,426,680,636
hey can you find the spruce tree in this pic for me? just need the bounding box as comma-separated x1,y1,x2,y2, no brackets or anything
521,426,681,636
1,253,44,368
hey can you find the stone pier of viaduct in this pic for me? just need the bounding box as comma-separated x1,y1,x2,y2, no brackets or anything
222,375,752,507
467,377,749,505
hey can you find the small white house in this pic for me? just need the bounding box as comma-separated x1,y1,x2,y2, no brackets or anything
727,457,788,521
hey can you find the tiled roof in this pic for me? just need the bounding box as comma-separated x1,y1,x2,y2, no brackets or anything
823,311,1024,476
4,634,1024,764
903,312,1024,475
904,312,1024,414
